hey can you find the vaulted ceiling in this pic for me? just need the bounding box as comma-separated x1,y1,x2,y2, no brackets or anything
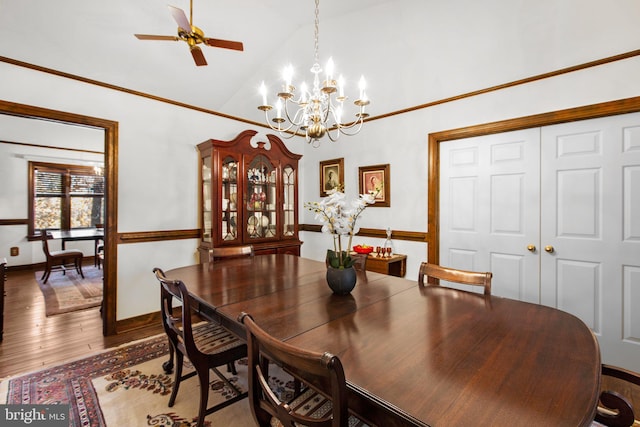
1,1,638,124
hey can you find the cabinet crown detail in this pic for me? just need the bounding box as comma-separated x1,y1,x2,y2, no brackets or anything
197,130,302,262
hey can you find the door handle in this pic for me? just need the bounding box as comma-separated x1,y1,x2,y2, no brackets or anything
527,244,536,252
544,245,555,253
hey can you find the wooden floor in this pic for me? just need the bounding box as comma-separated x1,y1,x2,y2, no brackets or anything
0,265,164,378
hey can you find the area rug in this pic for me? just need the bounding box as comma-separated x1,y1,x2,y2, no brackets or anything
0,334,296,427
35,265,103,316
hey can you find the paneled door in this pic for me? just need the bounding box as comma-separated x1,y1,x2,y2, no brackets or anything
439,128,541,303
440,113,640,371
540,114,640,370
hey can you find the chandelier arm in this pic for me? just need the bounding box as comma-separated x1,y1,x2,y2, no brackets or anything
325,97,344,129
278,130,299,140
333,118,365,137
282,99,307,127
325,128,340,142
263,109,297,136
321,98,332,124
335,115,364,130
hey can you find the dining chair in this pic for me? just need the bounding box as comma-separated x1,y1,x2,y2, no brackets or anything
596,364,640,427
350,253,368,272
152,268,248,427
40,230,84,284
209,245,254,261
96,243,104,269
418,262,492,295
94,223,104,268
238,312,372,427
324,253,368,272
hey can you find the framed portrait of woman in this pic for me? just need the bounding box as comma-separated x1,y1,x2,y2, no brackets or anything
320,158,344,196
359,164,390,207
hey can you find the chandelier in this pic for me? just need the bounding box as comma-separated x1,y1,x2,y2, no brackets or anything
257,0,370,146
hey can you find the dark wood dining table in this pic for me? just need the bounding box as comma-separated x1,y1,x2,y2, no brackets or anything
165,254,601,427
49,228,104,250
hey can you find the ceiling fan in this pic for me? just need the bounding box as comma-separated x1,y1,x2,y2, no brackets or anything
134,0,244,66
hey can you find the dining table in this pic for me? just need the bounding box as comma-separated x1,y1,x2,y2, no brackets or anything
49,228,104,250
165,254,601,427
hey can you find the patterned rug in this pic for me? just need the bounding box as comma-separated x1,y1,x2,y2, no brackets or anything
0,334,295,427
35,265,103,316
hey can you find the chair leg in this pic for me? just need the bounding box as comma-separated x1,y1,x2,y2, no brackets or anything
168,351,184,407
162,339,175,374
227,361,238,375
76,258,84,278
196,369,210,427
42,262,51,284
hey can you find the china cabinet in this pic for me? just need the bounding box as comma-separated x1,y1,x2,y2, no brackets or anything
197,130,302,262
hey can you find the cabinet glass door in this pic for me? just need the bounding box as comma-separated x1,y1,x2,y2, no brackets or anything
202,155,212,243
221,156,239,242
283,165,295,237
246,154,276,240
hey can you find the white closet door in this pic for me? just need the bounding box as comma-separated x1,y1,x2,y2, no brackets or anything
439,128,541,302
540,113,640,370
440,112,640,371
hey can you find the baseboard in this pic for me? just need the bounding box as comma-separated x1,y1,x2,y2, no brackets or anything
116,310,163,334
115,308,202,334
5,257,98,272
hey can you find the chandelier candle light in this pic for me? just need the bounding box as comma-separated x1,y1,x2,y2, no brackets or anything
258,0,370,146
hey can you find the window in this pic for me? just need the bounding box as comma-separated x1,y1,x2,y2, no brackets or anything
29,162,104,236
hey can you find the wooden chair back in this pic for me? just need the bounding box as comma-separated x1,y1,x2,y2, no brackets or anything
596,364,640,427
40,229,84,284
239,312,350,427
210,245,254,261
40,230,53,258
418,262,492,295
350,253,368,272
324,253,368,272
153,268,199,361
94,224,104,268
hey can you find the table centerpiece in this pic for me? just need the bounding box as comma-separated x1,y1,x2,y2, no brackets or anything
305,189,376,294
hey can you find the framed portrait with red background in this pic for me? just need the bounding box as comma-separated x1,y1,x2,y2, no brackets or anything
358,164,390,207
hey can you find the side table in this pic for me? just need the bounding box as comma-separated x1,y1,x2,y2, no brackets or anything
365,254,407,277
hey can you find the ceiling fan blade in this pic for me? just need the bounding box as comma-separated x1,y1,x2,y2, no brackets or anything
135,34,179,41
168,5,192,31
190,46,207,66
205,38,244,51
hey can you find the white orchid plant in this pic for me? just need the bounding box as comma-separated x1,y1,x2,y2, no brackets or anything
305,189,376,269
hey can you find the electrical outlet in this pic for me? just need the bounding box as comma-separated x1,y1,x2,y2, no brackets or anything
10,246,19,256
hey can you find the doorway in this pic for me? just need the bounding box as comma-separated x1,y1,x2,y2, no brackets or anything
0,100,118,335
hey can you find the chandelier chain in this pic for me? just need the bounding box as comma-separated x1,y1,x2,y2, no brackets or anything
313,0,320,65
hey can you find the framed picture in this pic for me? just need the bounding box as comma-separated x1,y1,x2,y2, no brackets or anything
359,164,390,207
320,158,344,196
